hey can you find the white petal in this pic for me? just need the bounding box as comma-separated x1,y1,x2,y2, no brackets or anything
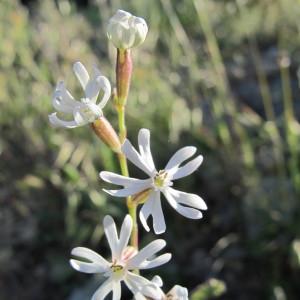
165,146,197,171
139,190,156,232
126,239,168,270
138,129,156,173
139,253,172,269
140,190,166,234
168,285,189,300
167,188,207,210
73,62,90,90
164,189,203,219
85,75,111,105
70,259,106,274
134,293,147,300
103,215,119,260
112,281,122,300
125,272,163,299
151,275,163,287
122,139,155,176
171,155,203,180
70,247,109,273
85,76,102,103
97,76,111,108
91,63,102,78
52,81,76,113
91,278,114,300
118,215,133,260
100,171,146,186
104,183,149,198
152,192,166,235
48,113,79,128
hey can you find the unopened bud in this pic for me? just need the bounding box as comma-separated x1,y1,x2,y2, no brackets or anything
107,10,148,49
132,188,152,205
115,48,132,107
90,116,121,153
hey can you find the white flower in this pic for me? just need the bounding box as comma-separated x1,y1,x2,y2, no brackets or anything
107,10,148,49
49,62,111,128
165,285,188,300
70,214,171,300
135,276,189,300
100,128,207,235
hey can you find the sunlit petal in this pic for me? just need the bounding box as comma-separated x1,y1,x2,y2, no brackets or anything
167,188,207,210
164,146,197,171
151,275,163,287
70,247,109,273
85,75,111,105
118,215,133,259
104,183,149,197
52,82,76,113
91,278,114,300
97,76,112,108
122,139,154,176
73,61,90,90
164,190,203,219
126,239,168,269
112,281,121,300
91,63,102,77
100,171,148,187
171,155,203,180
125,272,163,299
167,285,189,300
139,190,156,232
152,192,166,234
104,215,119,260
138,129,156,173
48,113,79,128
85,76,101,103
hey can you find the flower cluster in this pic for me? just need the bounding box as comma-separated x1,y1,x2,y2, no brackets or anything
49,9,207,300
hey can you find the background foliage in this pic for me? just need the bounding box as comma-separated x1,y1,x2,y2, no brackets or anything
1,0,300,299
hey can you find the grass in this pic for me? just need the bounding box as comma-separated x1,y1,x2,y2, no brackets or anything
1,0,300,299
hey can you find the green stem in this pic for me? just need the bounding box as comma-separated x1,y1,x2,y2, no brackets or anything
117,105,127,144
116,101,138,251
117,150,138,248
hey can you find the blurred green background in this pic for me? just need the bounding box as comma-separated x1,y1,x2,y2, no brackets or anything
1,0,300,299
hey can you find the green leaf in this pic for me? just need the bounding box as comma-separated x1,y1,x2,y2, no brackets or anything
190,279,226,300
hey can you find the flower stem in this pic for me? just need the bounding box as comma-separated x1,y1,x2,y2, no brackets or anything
114,49,138,251
116,110,139,251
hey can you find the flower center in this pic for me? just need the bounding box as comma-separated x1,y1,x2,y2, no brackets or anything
152,170,173,191
111,264,124,275
154,170,168,186
80,98,97,122
110,259,125,276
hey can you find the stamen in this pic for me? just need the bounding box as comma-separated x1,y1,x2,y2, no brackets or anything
154,170,168,187
111,263,124,275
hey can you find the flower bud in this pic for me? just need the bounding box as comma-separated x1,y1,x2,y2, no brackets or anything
90,116,121,153
115,48,132,107
107,10,148,49
131,188,152,205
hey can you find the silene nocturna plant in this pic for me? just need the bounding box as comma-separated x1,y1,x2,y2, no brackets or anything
49,9,207,300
